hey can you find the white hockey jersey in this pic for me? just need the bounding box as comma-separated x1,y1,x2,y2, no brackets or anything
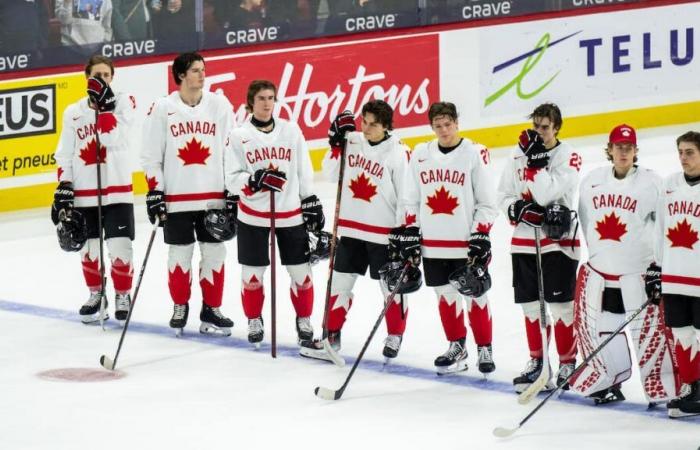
321,132,410,245
224,117,314,228
497,140,582,259
655,172,700,297
578,166,663,281
55,92,136,207
141,91,236,213
402,139,498,259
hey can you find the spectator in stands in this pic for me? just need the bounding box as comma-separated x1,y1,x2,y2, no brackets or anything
0,0,49,53
55,0,113,46
149,0,195,39
112,0,150,41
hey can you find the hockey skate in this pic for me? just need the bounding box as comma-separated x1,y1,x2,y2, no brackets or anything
589,384,625,405
114,293,131,322
382,334,402,363
513,358,554,394
477,345,496,377
299,331,345,366
248,317,264,349
435,339,468,375
170,303,189,337
296,317,314,343
668,381,700,418
79,291,109,324
199,304,233,337
555,362,576,391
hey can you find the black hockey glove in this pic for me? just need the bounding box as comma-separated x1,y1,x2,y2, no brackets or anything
467,232,491,267
508,200,546,227
224,191,238,222
518,129,549,169
388,226,421,267
51,181,74,225
87,76,116,112
146,190,167,225
301,194,325,232
644,262,662,305
328,110,356,148
249,168,287,193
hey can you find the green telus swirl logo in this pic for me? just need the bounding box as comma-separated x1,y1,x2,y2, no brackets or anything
485,31,581,107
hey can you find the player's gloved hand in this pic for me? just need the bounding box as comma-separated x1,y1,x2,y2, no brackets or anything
87,76,116,112
644,262,662,305
328,110,356,148
468,232,492,267
508,200,546,227
519,129,549,169
301,194,325,232
146,190,167,225
51,181,74,225
224,191,238,222
388,226,422,267
249,168,286,193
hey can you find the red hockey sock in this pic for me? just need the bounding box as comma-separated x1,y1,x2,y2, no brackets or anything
242,274,264,319
525,317,551,359
327,294,352,332
554,320,577,364
468,302,492,346
81,255,101,291
168,264,191,305
290,275,313,318
438,296,466,342
385,298,408,335
200,265,224,308
111,257,133,294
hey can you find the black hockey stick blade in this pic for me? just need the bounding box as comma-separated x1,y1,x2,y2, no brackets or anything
100,355,115,371
315,385,342,401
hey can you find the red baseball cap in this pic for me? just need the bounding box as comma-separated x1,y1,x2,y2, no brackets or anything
609,124,637,145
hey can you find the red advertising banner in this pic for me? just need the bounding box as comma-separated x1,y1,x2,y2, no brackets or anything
169,35,440,140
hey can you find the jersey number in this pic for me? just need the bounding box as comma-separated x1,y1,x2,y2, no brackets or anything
480,148,490,165
569,153,582,172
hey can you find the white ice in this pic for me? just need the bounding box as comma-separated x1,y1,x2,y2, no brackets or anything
2,124,699,450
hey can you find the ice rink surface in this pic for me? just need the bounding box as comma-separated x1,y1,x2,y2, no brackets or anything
2,124,699,450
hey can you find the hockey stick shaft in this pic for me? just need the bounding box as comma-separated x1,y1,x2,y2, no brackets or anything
270,191,277,358
100,220,159,370
94,110,107,330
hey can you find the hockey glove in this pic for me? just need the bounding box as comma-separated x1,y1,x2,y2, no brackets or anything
146,190,167,225
224,191,238,222
87,77,116,112
51,181,74,225
508,200,546,227
388,226,422,267
249,168,287,193
467,232,492,267
644,262,662,305
518,129,549,169
301,194,325,232
328,110,356,148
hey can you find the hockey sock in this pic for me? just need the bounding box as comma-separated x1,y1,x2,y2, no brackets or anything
673,326,700,385
551,301,577,364
467,295,492,346
522,301,551,359
199,243,226,307
327,271,356,332
107,237,133,294
168,244,194,305
383,283,408,335
80,239,102,290
287,264,313,318
436,285,467,342
242,265,266,319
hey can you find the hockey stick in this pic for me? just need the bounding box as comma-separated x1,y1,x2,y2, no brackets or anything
94,109,108,331
100,220,159,370
494,298,653,438
517,227,551,405
315,262,410,401
270,191,277,359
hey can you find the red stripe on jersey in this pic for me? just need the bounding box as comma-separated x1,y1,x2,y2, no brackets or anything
587,264,621,281
662,274,700,287
422,239,469,248
511,237,581,248
165,192,225,202
239,201,301,219
337,219,392,235
74,184,133,196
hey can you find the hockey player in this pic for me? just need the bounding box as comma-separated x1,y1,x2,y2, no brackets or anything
497,103,581,392
651,131,700,417
572,124,678,405
402,102,498,375
141,52,236,337
53,55,136,324
224,79,322,346
299,100,412,362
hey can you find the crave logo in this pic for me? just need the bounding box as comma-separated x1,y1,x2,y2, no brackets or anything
0,85,56,139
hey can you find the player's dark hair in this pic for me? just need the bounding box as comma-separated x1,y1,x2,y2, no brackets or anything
84,55,114,77
246,80,277,112
529,103,563,135
605,144,638,163
676,131,700,150
172,52,205,86
361,100,393,130
428,102,458,123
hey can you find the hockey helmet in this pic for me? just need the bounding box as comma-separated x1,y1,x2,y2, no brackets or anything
379,261,422,295
448,263,492,297
56,209,88,252
308,231,334,266
543,203,573,241
203,209,235,241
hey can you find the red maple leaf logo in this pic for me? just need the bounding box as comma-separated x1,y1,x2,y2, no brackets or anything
476,222,493,234
242,185,255,197
96,112,117,134
79,138,107,165
145,175,158,191
426,185,459,215
349,172,377,202
667,219,699,249
177,138,210,165
329,146,341,160
404,212,416,226
523,167,541,182
522,189,533,201
57,167,63,181
595,212,627,241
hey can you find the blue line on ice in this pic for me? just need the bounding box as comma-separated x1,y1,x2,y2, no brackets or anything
2,298,697,424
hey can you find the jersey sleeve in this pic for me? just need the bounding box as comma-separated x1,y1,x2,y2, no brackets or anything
470,146,498,233
140,100,167,191
224,130,252,196
391,141,411,226
95,92,136,149
526,145,581,206
401,145,423,228
653,179,669,265
54,106,77,183
497,151,520,217
577,173,592,246
295,125,314,199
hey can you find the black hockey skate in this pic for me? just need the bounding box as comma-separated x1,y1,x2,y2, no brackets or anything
170,303,189,337
382,334,403,361
296,317,314,342
79,291,109,324
299,331,344,366
248,317,264,349
435,338,468,375
556,362,576,391
199,304,233,337
513,358,554,394
589,384,625,405
114,293,131,322
668,381,700,418
477,345,496,376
